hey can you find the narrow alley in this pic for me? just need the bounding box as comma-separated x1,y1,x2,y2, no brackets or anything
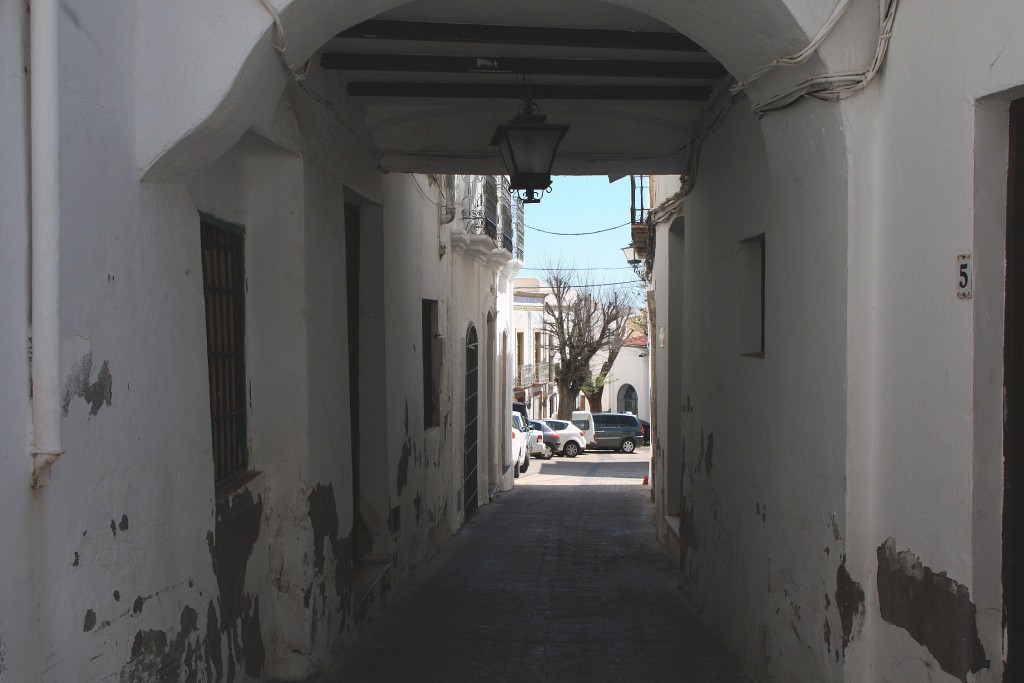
316,450,750,683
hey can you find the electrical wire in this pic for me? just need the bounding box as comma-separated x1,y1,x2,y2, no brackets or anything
521,266,634,272
731,0,853,94
515,279,644,289
256,0,310,81
410,174,444,207
528,222,630,236
750,0,901,115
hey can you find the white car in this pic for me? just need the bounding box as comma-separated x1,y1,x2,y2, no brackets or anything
511,412,531,477
542,419,587,458
528,425,550,458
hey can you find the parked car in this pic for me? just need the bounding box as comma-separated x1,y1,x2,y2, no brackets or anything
542,419,587,458
590,412,644,453
513,401,530,423
638,418,651,445
511,412,531,476
529,420,560,459
528,423,550,458
571,410,595,446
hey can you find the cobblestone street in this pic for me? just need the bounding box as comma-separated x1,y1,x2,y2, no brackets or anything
316,449,751,683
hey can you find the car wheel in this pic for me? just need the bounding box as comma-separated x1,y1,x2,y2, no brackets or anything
521,451,530,472
563,442,579,458
621,438,636,454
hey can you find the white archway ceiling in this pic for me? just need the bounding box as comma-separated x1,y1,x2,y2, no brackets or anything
137,0,823,181
323,0,728,175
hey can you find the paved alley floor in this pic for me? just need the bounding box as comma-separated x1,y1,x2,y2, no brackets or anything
319,448,752,683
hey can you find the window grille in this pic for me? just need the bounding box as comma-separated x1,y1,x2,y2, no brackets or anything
200,217,249,484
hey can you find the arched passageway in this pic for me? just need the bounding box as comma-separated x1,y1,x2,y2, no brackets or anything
10,0,1019,679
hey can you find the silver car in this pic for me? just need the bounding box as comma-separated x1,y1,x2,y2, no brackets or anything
542,419,587,458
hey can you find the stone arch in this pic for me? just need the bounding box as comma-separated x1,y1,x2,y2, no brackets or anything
135,0,849,181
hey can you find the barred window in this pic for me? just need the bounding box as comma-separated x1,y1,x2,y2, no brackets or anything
200,216,249,484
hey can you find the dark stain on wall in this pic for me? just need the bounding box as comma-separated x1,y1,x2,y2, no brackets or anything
84,609,97,632
307,483,354,638
121,606,202,683
133,595,148,614
238,595,265,678
823,619,832,652
208,488,265,682
876,537,989,682
119,514,129,531
398,402,413,495
308,484,353,602
835,556,865,651
699,430,714,475
204,600,222,682
389,505,402,535
61,351,112,416
414,493,422,523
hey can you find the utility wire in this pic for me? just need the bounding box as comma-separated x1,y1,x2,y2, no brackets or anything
527,222,630,236
521,266,634,272
515,279,644,289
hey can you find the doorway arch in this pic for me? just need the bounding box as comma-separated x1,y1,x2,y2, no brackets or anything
618,383,639,415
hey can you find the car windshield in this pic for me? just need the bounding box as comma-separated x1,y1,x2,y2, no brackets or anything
530,421,550,432
546,420,568,430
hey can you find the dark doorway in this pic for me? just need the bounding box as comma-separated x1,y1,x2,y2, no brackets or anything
464,325,479,519
345,202,364,562
1005,98,1024,682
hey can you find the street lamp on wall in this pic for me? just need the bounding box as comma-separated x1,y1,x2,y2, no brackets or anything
621,244,645,279
490,98,569,204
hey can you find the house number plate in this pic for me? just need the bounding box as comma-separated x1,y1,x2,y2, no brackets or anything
957,253,972,300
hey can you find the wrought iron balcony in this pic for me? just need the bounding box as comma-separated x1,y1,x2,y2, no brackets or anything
515,363,551,387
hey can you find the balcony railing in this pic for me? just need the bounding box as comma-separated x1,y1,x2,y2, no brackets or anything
514,363,551,387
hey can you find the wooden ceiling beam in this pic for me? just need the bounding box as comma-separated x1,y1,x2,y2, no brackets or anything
322,53,728,80
337,20,706,53
346,82,712,101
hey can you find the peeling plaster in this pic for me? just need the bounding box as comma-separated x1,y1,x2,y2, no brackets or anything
307,483,354,639
835,556,864,651
61,351,112,416
876,538,989,682
207,489,265,682
120,606,202,683
397,402,413,495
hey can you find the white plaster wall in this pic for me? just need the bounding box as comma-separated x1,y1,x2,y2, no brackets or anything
0,3,37,681
652,95,849,682
842,3,1024,681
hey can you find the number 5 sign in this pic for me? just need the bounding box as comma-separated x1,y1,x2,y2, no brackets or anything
957,253,973,300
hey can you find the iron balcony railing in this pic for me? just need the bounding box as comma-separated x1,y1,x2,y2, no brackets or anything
514,363,551,387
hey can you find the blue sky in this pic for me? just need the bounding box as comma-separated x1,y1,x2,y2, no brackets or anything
519,175,642,289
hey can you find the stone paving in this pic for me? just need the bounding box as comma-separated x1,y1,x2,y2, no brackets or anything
316,448,752,683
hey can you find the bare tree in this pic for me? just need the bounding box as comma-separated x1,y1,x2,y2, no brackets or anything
542,266,636,419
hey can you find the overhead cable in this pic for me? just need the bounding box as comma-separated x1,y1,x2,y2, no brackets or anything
731,0,853,94
528,224,630,237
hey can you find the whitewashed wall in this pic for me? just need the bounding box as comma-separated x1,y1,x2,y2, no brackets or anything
651,2,1024,682
0,0,499,671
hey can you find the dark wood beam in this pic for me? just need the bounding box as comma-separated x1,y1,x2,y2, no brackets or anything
322,53,727,81
346,82,711,101
337,20,706,53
